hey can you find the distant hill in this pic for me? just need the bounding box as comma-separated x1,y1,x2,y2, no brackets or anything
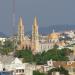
0,32,7,37
26,24,75,35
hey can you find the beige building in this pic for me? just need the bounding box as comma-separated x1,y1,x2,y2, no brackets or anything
16,16,61,54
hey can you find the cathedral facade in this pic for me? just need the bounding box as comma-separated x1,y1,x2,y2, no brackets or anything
17,16,59,54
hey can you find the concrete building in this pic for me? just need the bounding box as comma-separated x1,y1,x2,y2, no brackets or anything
0,56,33,75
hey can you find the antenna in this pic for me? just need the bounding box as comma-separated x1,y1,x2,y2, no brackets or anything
12,0,16,54
12,0,15,30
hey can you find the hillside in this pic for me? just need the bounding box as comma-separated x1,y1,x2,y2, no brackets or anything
0,32,7,37
26,24,75,35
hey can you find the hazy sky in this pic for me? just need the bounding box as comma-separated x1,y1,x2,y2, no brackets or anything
0,0,75,35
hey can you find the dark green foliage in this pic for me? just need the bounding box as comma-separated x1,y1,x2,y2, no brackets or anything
15,49,33,62
33,52,47,65
48,67,69,75
33,71,47,75
0,40,72,63
3,40,14,49
33,67,69,75
15,47,72,64
0,39,14,55
34,48,69,65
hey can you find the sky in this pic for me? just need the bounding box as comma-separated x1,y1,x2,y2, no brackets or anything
0,0,75,35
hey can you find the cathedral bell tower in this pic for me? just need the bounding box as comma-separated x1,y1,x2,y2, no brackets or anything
17,16,26,50
31,16,40,54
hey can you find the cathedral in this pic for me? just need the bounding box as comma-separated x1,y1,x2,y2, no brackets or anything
17,16,60,54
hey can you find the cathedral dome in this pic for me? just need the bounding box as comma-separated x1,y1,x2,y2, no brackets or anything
48,32,59,39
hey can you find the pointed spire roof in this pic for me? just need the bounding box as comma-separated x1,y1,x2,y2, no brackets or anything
18,16,25,36
33,16,38,26
18,16,23,26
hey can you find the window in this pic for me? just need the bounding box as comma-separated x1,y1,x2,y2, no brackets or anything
16,70,18,73
22,69,24,73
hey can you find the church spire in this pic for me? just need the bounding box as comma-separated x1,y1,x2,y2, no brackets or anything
33,16,38,26
19,16,23,26
17,16,25,50
31,16,40,54
18,16,24,38
32,16,38,33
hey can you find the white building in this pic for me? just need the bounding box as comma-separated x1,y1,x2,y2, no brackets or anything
0,37,6,44
0,56,33,75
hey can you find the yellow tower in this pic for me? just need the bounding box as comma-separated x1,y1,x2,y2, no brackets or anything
17,16,25,50
31,16,40,54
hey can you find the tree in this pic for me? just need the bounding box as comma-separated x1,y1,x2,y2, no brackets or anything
33,71,47,75
3,39,14,49
33,53,43,65
15,49,33,62
15,47,71,64
48,67,69,75
61,48,73,56
0,39,14,55
0,41,2,47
